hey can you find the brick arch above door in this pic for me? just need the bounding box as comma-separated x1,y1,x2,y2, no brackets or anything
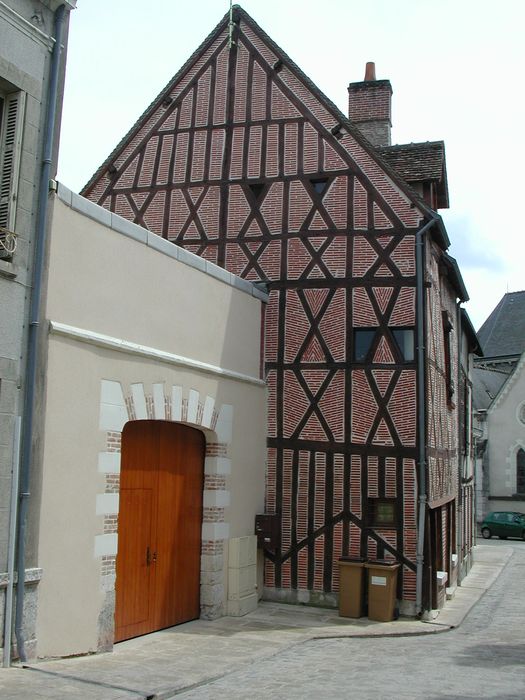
95,379,233,651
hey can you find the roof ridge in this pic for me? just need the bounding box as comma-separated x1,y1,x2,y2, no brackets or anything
81,3,446,246
232,6,441,226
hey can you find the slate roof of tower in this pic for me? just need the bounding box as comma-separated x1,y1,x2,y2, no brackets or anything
477,291,525,357
472,366,511,410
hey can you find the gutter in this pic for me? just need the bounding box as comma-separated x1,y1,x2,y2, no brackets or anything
414,215,439,616
14,3,67,663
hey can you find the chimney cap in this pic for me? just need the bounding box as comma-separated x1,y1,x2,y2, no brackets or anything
364,62,376,81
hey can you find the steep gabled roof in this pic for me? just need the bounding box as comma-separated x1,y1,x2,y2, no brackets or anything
477,291,525,357
81,5,450,248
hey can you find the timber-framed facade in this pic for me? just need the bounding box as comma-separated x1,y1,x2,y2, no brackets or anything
82,5,476,614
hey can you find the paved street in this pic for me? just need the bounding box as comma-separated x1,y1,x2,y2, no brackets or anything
0,542,521,699
179,540,525,700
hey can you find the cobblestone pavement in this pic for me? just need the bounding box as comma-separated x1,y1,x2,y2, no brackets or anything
177,541,525,700
0,542,519,699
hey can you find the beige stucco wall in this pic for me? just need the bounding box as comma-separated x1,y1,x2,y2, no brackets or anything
45,195,262,379
35,191,267,656
486,353,525,511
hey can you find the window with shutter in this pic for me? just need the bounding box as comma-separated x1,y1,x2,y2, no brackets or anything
0,91,26,238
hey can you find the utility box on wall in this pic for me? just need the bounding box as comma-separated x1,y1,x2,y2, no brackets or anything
255,513,280,550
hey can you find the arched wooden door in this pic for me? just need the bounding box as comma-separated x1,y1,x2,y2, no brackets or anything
114,421,204,642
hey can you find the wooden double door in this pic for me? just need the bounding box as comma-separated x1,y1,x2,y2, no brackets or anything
114,421,204,643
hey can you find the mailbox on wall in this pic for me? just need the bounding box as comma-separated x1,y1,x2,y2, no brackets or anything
255,513,280,550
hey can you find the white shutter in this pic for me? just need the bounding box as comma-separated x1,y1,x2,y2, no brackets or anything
0,91,26,231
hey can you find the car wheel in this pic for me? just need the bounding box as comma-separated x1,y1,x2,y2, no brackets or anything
481,527,492,539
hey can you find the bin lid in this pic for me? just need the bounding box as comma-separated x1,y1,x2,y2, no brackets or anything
338,556,365,563
366,559,399,566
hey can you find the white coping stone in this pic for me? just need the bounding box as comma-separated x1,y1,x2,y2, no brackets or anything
147,230,178,258
203,489,230,508
131,383,148,419
177,245,206,272
97,451,121,474
204,457,231,475
205,260,232,285
187,389,200,424
202,395,215,428
216,404,233,444
201,523,230,541
110,212,148,243
57,186,270,303
57,182,73,206
171,385,182,422
73,194,112,227
96,493,119,515
252,285,268,302
153,383,166,419
94,533,118,557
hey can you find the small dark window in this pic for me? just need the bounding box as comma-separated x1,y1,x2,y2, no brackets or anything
368,498,397,528
310,178,328,195
392,328,415,362
353,329,377,362
517,449,525,495
248,183,265,201
442,312,455,407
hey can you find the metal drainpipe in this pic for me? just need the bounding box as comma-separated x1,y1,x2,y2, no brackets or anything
414,216,438,616
456,302,463,565
14,3,67,663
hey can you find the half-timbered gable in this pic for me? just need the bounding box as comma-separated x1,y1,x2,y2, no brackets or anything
82,6,470,614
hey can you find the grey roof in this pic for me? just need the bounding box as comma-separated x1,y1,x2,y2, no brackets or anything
472,365,510,410
376,141,449,209
477,291,525,357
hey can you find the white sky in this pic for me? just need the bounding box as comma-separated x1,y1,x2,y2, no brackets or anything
57,0,525,330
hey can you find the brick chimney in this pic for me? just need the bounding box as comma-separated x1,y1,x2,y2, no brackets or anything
348,62,392,146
